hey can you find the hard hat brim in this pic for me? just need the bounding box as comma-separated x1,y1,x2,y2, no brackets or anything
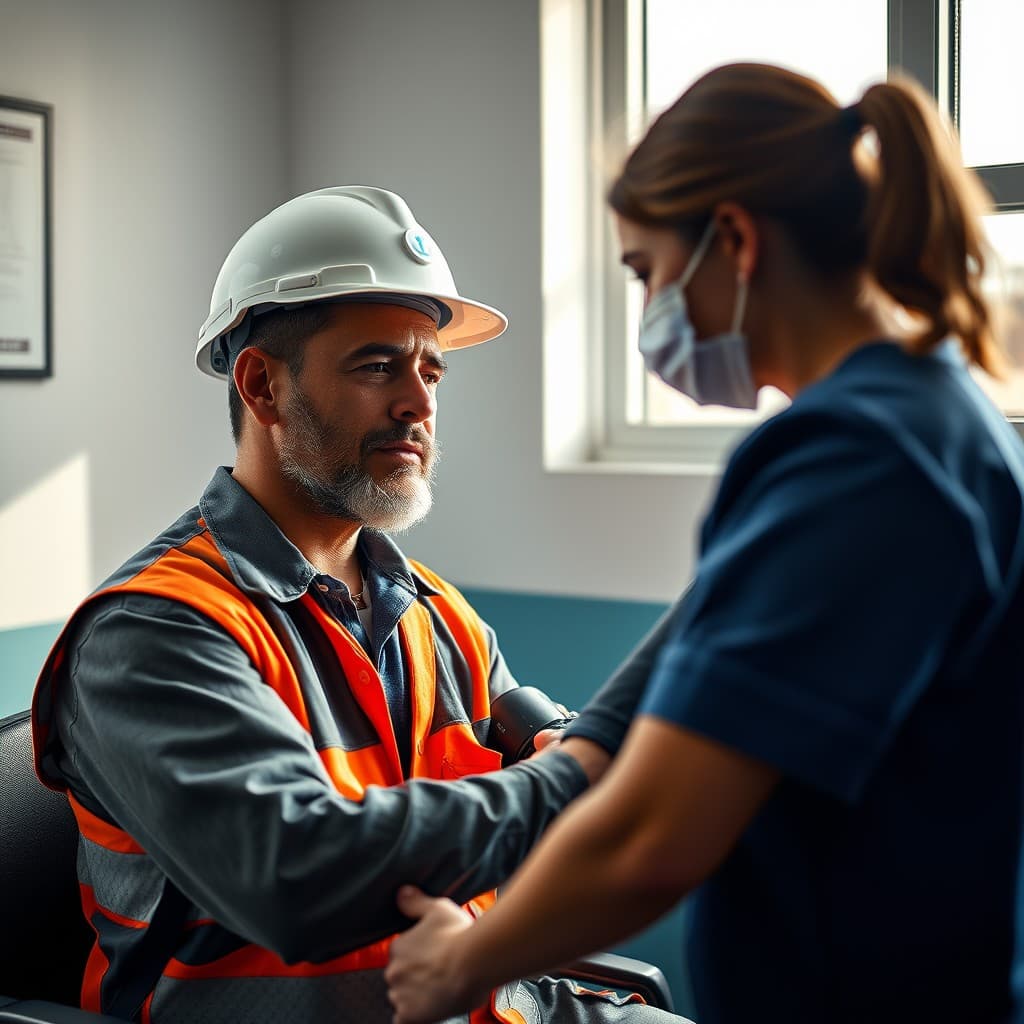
195,285,508,380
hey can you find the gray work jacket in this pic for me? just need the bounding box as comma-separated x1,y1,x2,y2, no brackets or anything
42,467,590,968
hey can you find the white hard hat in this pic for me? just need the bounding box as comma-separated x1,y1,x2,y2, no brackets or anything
196,185,509,379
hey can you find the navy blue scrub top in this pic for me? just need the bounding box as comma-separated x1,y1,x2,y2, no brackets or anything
640,341,1024,1024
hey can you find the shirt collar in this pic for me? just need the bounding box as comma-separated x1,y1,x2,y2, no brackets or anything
198,466,439,603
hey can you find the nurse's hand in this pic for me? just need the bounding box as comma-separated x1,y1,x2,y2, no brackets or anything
386,886,486,1024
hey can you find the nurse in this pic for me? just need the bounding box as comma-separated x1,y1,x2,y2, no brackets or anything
386,62,1024,1024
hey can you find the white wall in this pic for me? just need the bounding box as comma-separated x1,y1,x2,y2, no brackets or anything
0,0,717,625
287,0,717,603
0,0,288,628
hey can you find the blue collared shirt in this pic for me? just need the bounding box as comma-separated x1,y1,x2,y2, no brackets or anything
310,530,439,775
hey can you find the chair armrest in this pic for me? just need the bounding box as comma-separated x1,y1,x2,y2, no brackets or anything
0,997,126,1023
557,952,676,1012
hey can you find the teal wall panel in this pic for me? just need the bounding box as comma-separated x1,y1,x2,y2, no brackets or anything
459,588,667,711
461,587,694,1016
0,620,61,719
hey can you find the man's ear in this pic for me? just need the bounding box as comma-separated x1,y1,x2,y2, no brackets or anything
713,201,759,282
233,347,283,428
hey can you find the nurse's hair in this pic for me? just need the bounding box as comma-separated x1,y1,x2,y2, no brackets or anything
608,62,1002,375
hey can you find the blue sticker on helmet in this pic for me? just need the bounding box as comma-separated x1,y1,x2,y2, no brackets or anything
404,228,435,264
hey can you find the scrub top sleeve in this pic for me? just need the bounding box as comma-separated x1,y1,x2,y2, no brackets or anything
639,409,984,802
564,586,693,755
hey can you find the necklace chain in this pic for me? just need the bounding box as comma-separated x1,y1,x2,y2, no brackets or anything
315,574,367,609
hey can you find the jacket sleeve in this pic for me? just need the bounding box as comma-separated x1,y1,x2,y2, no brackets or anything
53,592,589,963
479,615,520,701
562,585,693,755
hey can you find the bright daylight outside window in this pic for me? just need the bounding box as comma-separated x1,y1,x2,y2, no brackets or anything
959,0,1024,417
599,0,1024,468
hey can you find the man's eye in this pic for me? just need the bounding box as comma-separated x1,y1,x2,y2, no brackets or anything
362,362,390,373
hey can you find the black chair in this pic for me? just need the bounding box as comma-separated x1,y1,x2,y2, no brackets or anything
0,710,123,1023
0,709,675,1021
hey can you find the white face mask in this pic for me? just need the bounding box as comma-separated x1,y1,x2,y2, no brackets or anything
637,220,758,410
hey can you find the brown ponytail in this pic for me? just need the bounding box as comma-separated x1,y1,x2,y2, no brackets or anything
856,76,1000,374
609,63,1003,374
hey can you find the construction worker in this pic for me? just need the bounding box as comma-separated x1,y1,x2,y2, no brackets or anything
32,186,684,1024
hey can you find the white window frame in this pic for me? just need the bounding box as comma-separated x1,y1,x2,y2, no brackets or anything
541,0,1024,475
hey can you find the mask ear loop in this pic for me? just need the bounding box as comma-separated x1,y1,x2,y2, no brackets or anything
679,220,719,289
730,273,749,335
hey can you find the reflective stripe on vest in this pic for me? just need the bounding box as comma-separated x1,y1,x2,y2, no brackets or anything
33,527,519,1023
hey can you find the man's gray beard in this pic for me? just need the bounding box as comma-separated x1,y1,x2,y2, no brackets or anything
279,387,438,533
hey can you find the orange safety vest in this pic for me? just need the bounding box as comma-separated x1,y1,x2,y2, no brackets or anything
33,524,523,1024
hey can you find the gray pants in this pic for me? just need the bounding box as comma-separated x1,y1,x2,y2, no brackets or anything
489,975,693,1023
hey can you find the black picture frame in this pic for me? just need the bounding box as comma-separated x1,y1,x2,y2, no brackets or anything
0,95,52,379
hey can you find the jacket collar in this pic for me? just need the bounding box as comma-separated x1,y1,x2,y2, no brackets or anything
198,466,438,603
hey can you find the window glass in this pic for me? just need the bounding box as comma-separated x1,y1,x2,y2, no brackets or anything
958,0,1024,168
974,211,1024,416
645,0,887,117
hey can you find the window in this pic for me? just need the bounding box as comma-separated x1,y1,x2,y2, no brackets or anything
893,0,1024,425
544,0,1024,471
604,0,889,466
958,1,1024,169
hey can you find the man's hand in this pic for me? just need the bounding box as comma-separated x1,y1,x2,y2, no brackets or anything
531,701,575,757
533,731,610,785
386,887,488,1024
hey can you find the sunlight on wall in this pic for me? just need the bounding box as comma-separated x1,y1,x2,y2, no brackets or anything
0,453,90,630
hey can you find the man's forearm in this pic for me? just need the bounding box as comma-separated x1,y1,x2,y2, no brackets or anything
299,751,592,957
74,725,590,964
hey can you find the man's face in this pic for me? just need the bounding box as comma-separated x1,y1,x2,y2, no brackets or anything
276,303,446,532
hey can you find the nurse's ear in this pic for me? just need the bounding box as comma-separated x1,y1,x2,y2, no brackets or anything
712,202,759,283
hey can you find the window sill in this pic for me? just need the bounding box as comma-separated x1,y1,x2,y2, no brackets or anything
544,418,1024,478
544,455,722,478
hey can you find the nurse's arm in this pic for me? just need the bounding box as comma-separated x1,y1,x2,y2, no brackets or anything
387,715,779,1022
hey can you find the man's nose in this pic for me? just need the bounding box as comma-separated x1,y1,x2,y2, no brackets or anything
390,373,436,423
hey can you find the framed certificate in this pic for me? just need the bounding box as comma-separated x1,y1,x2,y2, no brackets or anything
0,96,52,378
